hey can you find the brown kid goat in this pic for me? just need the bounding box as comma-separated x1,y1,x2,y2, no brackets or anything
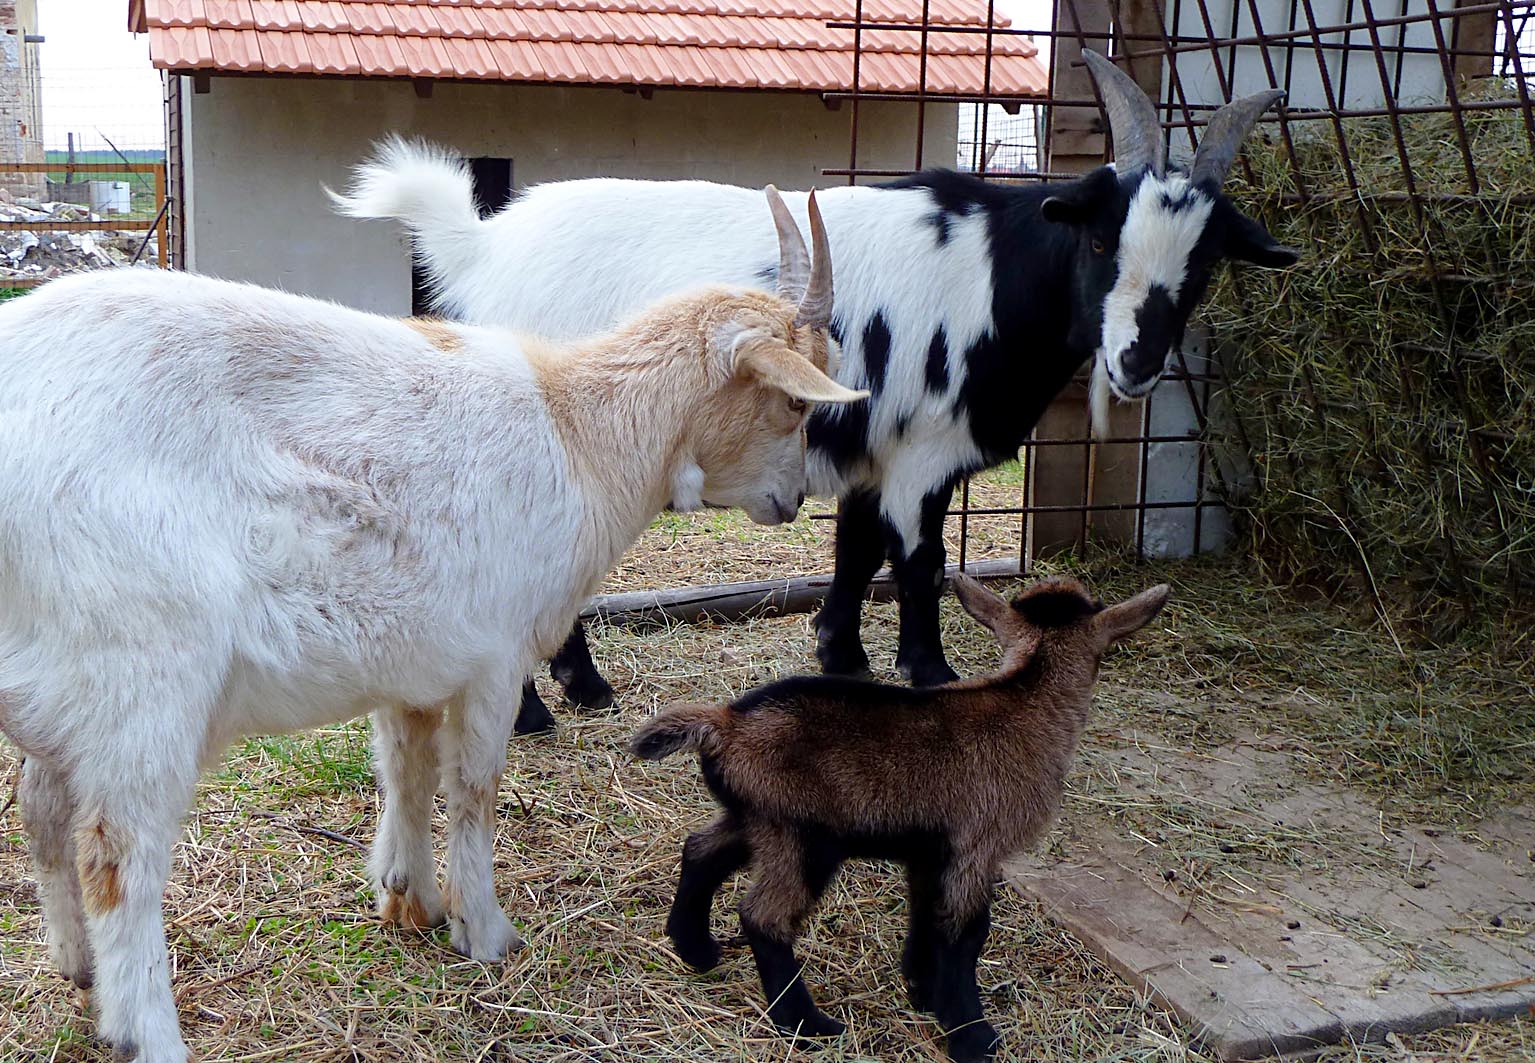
630,573,1170,1062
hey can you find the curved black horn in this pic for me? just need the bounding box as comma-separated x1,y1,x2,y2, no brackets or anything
1190,89,1286,187
1081,48,1166,176
765,185,810,303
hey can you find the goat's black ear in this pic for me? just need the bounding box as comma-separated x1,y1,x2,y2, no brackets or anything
1096,584,1172,645
1223,209,1299,268
1041,166,1119,224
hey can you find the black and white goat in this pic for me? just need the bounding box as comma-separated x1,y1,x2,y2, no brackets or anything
335,50,1295,727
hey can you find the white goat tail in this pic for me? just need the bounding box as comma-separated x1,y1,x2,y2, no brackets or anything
329,137,483,301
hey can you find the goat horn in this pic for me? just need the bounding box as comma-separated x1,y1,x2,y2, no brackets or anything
1189,88,1286,188
1081,48,1167,177
765,185,810,304
794,190,833,330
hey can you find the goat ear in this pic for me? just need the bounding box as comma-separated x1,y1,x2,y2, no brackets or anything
725,325,868,405
1096,584,1171,645
1224,209,1299,268
952,572,1012,633
1041,165,1118,224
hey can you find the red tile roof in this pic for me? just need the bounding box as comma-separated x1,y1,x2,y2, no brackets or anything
136,0,1047,97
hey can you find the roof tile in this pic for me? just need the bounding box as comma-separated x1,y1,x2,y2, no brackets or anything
307,31,362,72
248,0,301,31
151,24,215,65
352,30,408,74
486,36,547,79
255,29,314,71
145,0,1047,96
202,0,252,30
208,26,264,69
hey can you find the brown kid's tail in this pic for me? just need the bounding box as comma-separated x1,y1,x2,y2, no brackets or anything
629,702,726,760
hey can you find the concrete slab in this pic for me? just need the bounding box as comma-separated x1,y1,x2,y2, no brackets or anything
1007,735,1535,1060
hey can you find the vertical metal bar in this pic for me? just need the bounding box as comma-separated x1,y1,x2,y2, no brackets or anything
1394,0,1411,93
1300,0,1381,250
848,0,865,186
1242,0,1307,198
1136,370,1153,556
1499,1,1535,154
1338,0,1358,105
959,475,971,570
914,0,932,167
1424,0,1483,192
978,0,997,175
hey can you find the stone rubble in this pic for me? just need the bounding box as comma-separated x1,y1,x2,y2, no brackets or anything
0,187,158,284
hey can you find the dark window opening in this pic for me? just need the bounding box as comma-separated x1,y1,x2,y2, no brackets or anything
410,156,512,316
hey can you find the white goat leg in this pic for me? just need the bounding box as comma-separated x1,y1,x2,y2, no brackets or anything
441,680,523,960
74,752,199,1063
18,758,93,990
369,704,446,930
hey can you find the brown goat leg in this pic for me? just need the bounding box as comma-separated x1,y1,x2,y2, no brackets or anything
931,904,999,1063
665,815,750,971
902,858,943,1013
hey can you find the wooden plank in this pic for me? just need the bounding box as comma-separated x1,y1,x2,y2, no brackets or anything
0,219,158,231
3,162,164,174
1007,735,1535,1060
581,558,1022,627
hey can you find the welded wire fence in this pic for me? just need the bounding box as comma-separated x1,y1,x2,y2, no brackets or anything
826,0,1535,586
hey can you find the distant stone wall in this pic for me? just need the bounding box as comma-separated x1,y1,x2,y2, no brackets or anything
0,0,43,199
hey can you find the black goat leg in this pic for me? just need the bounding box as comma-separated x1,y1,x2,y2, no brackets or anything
512,677,555,735
887,485,960,687
902,858,944,1012
666,816,750,971
741,918,846,1040
814,490,884,680
549,621,614,710
930,904,999,1063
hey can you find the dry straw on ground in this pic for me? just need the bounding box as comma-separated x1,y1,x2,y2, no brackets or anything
1208,84,1535,628
2,513,1529,1061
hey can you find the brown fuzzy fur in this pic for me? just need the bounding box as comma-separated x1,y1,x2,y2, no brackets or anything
632,574,1170,1061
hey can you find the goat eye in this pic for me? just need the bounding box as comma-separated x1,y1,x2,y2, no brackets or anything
788,397,808,415
1090,237,1107,255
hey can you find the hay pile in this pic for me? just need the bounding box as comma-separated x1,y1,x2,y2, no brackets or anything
1207,86,1535,627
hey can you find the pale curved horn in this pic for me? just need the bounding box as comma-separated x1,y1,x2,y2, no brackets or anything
793,190,833,330
765,185,810,303
1190,88,1286,187
1081,48,1167,176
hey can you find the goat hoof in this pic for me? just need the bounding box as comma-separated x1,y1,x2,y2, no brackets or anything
900,657,959,687
667,932,722,972
449,912,525,961
380,888,446,931
513,691,556,735
776,1010,846,1041
945,1019,1000,1062
904,976,934,1013
561,673,615,711
816,640,874,681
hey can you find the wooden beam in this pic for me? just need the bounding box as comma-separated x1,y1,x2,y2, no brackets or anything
581,558,1023,628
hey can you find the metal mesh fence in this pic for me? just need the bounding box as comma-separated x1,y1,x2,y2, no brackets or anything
825,0,1535,575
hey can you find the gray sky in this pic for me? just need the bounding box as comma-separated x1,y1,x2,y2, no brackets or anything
37,0,165,153
32,0,1055,156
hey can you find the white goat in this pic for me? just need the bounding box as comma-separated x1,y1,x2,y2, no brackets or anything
0,200,861,1062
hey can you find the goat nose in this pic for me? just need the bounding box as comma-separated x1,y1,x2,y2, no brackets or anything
796,491,806,508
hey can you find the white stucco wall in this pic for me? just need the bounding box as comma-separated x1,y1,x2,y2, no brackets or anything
179,76,958,314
